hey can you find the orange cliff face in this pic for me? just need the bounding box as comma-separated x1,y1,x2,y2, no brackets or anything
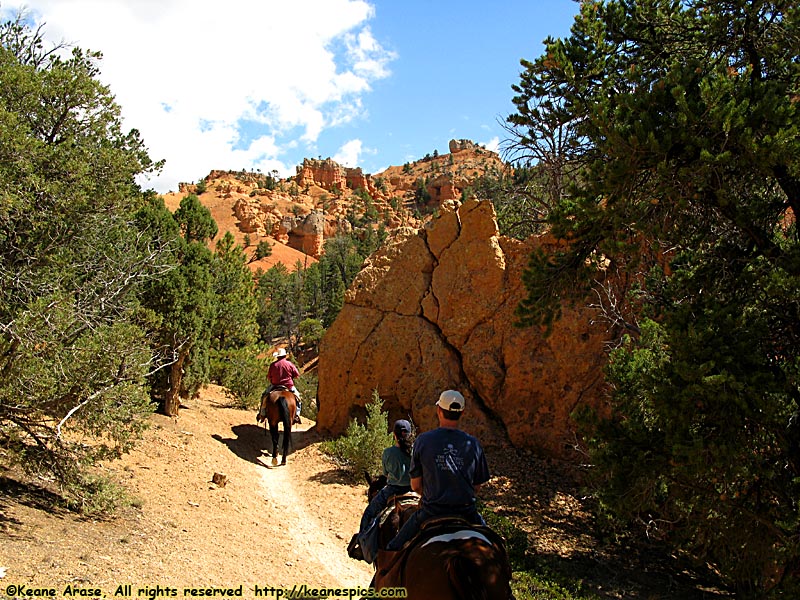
316,199,613,461
294,158,372,196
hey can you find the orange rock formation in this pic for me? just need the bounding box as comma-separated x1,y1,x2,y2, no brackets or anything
317,199,611,458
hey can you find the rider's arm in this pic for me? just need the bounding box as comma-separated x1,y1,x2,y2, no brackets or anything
411,476,423,495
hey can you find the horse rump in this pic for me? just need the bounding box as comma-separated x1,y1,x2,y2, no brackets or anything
444,548,512,600
378,530,514,600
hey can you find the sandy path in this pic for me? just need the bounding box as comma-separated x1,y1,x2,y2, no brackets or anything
256,458,373,589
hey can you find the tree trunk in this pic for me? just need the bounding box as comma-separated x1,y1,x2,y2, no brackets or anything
164,349,187,416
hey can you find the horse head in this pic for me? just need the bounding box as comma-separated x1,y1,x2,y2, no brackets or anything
365,472,388,502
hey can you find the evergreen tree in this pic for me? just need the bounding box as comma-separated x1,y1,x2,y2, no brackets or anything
173,193,218,243
0,14,165,502
469,165,553,239
323,235,364,291
211,232,258,350
254,239,273,260
136,196,216,416
208,233,266,408
255,263,292,342
298,318,325,352
509,1,800,594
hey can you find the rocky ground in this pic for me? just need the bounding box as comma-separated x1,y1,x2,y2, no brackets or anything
1,385,729,600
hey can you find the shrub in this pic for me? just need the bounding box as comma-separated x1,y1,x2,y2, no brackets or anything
319,390,393,477
511,571,597,600
479,503,530,570
255,240,272,259
295,372,318,420
64,474,136,518
298,318,325,350
209,347,269,409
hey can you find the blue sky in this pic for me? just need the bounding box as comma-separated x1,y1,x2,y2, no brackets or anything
2,1,580,193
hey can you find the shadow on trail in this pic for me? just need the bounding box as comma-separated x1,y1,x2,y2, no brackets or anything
0,476,70,529
307,468,359,487
212,422,318,468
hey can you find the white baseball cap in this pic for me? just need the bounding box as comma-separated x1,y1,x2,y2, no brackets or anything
436,390,465,412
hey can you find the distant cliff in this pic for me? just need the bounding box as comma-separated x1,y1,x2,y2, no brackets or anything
168,140,505,264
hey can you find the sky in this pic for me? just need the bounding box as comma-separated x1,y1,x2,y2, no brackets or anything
1,0,581,194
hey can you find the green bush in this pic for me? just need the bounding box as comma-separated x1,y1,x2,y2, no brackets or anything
319,390,393,477
64,474,137,518
511,571,598,600
209,346,269,409
299,318,325,350
255,240,272,259
480,504,530,570
479,504,598,600
295,372,318,420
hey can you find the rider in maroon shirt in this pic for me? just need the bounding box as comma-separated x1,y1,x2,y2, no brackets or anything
268,348,302,424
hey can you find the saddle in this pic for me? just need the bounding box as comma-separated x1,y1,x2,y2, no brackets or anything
378,492,420,527
419,516,509,551
349,492,419,564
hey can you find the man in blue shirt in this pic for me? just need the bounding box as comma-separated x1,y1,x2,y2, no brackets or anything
385,390,490,551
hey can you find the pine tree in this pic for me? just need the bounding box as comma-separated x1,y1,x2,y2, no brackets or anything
0,14,165,503
508,1,800,593
136,196,216,416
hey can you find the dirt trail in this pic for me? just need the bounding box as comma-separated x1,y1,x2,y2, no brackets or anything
0,385,373,594
256,454,372,588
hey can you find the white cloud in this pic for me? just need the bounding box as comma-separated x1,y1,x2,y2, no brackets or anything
2,0,394,192
333,139,363,167
482,136,500,153
346,27,393,79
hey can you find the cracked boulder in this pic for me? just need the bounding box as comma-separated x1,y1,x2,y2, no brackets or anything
316,199,611,459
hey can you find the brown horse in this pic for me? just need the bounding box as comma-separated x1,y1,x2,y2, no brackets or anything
364,473,515,600
256,387,296,466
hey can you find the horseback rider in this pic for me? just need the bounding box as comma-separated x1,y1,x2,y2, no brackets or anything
385,390,489,551
350,419,414,563
268,348,302,424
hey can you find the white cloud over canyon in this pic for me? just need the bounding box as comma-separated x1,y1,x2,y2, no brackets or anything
1,0,395,192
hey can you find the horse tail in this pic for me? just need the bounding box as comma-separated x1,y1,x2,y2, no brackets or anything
278,396,292,446
444,553,490,600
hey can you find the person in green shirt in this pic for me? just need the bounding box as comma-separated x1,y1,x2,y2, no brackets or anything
350,419,413,563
